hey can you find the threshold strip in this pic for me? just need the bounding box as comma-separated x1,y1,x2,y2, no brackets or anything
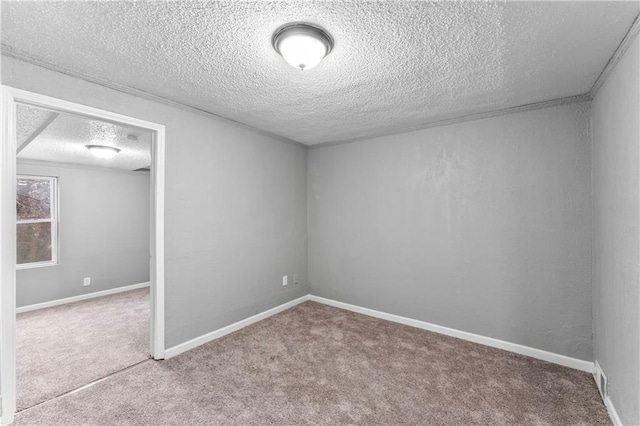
17,357,154,414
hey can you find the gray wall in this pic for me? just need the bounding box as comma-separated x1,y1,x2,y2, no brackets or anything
16,162,150,307
309,102,593,360
591,35,639,425
2,55,309,349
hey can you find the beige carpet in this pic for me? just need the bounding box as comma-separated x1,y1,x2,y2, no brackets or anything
17,288,150,411
16,301,608,425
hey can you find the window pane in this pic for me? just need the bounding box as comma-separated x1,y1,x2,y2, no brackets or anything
17,178,51,220
17,222,52,264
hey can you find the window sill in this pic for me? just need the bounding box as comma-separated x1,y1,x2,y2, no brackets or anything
16,261,59,270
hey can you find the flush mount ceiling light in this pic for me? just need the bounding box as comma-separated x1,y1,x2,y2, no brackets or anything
272,22,333,71
86,145,121,159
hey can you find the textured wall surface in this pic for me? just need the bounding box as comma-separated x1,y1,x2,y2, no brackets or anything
2,55,309,348
16,162,150,307
591,36,640,425
309,102,593,360
2,1,638,144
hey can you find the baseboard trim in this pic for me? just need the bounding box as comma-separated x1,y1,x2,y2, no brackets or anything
309,295,594,373
603,394,623,426
164,295,310,359
15,282,150,314
163,293,593,373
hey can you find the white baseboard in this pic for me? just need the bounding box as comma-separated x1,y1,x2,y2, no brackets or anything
164,295,310,359
16,282,150,314
164,293,593,374
309,295,594,373
603,394,623,426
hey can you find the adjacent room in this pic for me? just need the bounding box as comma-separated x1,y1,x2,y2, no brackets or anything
14,104,153,411
0,1,638,425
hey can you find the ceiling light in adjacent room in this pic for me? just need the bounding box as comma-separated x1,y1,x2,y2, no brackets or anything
86,145,120,159
272,23,333,71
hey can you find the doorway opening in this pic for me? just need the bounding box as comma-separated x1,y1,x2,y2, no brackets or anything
1,87,166,425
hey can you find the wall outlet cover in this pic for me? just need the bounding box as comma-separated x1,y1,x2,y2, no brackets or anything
282,275,288,286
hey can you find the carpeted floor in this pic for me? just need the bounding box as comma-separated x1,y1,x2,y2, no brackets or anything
16,300,609,425
16,288,150,411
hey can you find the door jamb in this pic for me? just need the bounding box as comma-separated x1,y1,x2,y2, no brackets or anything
0,86,166,425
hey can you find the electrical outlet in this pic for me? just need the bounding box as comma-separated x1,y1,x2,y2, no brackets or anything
293,274,299,284
282,275,288,286
83,277,91,287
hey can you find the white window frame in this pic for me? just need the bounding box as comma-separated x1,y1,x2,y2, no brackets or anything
16,174,59,269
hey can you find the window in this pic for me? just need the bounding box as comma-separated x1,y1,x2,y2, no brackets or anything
16,175,58,268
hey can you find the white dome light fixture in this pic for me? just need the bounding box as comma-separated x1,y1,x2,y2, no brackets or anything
86,145,121,159
272,22,333,71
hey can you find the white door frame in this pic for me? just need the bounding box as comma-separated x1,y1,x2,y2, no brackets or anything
0,86,166,425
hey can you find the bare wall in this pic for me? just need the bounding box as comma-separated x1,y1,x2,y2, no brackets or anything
591,35,640,425
1,56,309,349
16,162,150,307
308,102,592,360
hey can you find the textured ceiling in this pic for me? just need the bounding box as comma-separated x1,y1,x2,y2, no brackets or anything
2,1,639,145
17,104,152,171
